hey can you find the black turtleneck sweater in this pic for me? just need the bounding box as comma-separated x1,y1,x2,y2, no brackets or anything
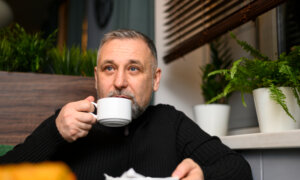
0,104,252,180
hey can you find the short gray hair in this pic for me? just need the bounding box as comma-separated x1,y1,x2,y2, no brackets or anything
98,29,158,70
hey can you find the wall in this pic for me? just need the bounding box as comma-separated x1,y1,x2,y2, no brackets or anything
240,149,300,180
87,0,154,50
154,0,279,132
258,9,278,60
154,0,207,119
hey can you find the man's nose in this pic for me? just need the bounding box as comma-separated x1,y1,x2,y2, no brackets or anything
114,70,128,89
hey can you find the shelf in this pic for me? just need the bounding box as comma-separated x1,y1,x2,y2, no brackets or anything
220,129,300,150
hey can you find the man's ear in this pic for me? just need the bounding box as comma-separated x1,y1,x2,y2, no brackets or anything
94,66,98,90
153,68,161,92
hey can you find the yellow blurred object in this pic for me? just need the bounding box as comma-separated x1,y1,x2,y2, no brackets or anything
0,162,76,180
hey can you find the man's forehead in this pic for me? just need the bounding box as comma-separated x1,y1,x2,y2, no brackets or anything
100,59,143,65
98,39,152,63
101,38,148,50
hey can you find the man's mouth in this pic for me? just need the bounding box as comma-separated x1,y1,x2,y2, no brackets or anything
113,95,131,99
107,90,135,101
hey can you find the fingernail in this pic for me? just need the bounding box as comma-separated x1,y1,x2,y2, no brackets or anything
172,172,180,179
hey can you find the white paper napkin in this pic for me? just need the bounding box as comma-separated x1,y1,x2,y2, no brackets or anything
104,168,178,180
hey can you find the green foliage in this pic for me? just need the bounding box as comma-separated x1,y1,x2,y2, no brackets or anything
269,84,293,119
47,46,97,77
0,144,14,156
0,24,97,77
201,37,233,104
208,33,300,121
0,24,56,72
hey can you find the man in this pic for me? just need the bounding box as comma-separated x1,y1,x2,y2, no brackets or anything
0,29,252,180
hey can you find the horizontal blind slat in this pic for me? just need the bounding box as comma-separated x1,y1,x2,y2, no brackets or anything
165,0,205,25
165,0,195,20
164,0,183,13
165,0,242,46
165,0,216,31
165,0,236,40
164,0,174,6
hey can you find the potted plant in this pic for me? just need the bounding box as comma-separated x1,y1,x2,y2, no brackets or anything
194,37,233,136
47,46,97,77
0,24,97,76
0,24,56,73
208,33,300,133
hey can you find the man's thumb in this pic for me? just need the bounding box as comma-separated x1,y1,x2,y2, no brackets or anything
85,96,95,102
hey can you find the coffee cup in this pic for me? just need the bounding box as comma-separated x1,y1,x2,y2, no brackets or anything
90,97,132,127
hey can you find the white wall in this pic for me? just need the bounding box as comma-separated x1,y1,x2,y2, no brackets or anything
258,9,278,60
154,0,209,120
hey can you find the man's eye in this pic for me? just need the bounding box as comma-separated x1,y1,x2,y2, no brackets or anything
105,66,114,71
129,66,138,71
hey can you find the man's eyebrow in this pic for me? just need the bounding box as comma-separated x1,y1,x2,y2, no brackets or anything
129,59,143,66
101,60,114,64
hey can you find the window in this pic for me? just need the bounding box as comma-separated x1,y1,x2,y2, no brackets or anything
163,0,287,63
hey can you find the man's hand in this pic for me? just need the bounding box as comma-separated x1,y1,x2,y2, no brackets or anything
172,158,204,180
55,96,97,142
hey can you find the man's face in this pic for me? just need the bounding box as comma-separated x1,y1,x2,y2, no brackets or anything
94,38,161,119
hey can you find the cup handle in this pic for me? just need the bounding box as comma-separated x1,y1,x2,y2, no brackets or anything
90,102,97,119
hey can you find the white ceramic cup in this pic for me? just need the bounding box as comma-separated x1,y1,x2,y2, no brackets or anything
90,97,132,127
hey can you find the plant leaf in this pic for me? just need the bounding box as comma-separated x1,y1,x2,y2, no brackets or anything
230,32,270,61
241,92,247,107
269,85,295,122
230,59,243,78
208,69,228,77
207,83,233,104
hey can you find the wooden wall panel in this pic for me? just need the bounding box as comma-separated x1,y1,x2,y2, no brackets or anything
0,71,96,145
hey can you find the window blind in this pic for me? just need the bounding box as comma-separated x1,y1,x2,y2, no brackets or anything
163,0,287,64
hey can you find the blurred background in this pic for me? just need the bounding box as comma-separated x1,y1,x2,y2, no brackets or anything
0,0,154,51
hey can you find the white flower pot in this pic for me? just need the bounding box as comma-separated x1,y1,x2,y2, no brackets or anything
193,104,230,136
253,87,300,133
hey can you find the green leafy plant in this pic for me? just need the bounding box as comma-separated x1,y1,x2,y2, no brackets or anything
0,24,56,72
0,24,97,77
208,32,300,120
201,37,233,104
47,46,97,77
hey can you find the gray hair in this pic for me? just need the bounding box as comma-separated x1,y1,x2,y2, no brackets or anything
98,29,158,71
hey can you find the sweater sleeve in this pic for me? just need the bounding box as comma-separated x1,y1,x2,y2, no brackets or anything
174,109,253,180
0,111,67,164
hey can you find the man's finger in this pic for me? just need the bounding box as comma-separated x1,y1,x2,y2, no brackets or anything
181,172,200,180
75,129,89,139
75,112,96,124
172,159,197,179
74,99,95,112
85,96,95,102
76,121,93,131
